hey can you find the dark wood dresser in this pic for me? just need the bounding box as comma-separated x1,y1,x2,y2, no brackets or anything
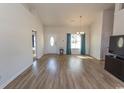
105,55,124,81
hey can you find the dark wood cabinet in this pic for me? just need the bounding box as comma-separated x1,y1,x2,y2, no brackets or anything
105,55,124,81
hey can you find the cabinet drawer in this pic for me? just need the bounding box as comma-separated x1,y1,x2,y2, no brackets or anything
105,55,121,78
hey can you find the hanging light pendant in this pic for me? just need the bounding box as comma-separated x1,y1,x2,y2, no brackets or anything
80,16,82,33
76,16,84,35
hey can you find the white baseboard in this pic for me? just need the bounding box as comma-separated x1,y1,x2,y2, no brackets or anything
0,63,32,89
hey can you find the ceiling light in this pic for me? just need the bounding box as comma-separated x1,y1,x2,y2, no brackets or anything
76,16,85,35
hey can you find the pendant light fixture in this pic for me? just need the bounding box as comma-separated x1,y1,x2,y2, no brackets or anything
76,16,84,35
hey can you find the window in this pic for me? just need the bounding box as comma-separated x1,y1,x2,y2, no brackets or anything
32,31,37,61
50,36,55,46
71,34,81,49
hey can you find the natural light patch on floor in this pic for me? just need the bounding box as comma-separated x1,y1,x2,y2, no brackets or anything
77,56,93,59
32,61,39,76
68,57,83,73
47,59,57,74
115,86,124,89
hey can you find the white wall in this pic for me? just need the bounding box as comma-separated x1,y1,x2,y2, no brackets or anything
90,12,103,60
0,4,44,88
90,10,114,60
44,26,90,55
101,10,114,60
113,4,124,35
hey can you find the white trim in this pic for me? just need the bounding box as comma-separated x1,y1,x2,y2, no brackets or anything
0,63,32,89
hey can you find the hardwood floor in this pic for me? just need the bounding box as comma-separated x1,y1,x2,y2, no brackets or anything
5,54,124,89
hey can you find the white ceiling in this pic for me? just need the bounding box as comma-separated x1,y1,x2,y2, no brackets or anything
25,3,114,27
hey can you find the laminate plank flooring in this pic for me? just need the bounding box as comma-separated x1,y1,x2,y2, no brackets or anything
5,54,124,89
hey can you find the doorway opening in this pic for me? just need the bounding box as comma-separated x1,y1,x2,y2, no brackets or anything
32,31,37,61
